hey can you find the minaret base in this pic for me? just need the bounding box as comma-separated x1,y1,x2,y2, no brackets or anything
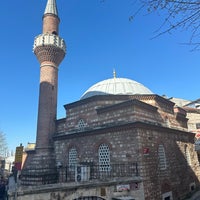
21,149,58,186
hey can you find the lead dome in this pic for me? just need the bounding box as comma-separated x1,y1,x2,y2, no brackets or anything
81,77,153,99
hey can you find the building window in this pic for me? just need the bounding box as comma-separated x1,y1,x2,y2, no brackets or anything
190,182,196,192
69,147,78,170
158,144,167,170
162,191,173,200
78,119,86,131
185,145,191,166
98,144,110,172
196,123,200,129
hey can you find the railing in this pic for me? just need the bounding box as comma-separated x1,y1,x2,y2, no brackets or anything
21,163,139,185
33,33,66,53
21,168,58,185
60,162,139,183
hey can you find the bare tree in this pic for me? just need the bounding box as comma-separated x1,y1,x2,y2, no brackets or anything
0,131,8,158
100,0,200,48
132,0,200,49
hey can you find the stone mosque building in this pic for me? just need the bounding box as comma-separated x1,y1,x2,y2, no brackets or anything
13,0,200,200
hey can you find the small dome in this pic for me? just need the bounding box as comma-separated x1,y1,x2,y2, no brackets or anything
81,77,153,99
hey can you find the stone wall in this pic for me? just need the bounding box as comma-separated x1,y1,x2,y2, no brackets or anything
52,94,200,199
137,125,200,200
9,179,145,200
54,122,200,199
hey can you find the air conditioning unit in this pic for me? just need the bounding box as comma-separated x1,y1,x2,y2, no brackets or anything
75,165,90,182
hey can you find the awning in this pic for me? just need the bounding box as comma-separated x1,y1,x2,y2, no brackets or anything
112,196,135,200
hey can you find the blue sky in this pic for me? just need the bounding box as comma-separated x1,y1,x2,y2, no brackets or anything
0,0,199,151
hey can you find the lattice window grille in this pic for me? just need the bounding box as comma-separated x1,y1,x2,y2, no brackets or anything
196,123,200,129
69,148,78,171
98,144,111,172
78,119,86,131
158,144,167,170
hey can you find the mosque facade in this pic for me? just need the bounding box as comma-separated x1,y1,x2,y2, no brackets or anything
19,0,200,200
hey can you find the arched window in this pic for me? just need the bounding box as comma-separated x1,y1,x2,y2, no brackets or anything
78,119,86,131
69,147,78,171
185,145,191,166
98,144,110,171
158,144,167,170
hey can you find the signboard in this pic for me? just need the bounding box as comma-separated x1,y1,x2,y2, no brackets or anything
143,147,149,155
14,145,24,163
116,184,130,192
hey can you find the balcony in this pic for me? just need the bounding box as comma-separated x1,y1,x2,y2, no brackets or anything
33,33,66,53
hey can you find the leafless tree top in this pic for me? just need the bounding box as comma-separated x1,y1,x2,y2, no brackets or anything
135,0,200,49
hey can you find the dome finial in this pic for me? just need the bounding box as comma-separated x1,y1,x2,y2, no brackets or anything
113,69,116,78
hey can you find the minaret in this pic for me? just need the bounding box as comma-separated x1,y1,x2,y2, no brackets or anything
21,0,66,185
34,0,66,150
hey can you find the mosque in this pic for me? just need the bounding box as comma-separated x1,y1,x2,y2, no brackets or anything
17,0,200,200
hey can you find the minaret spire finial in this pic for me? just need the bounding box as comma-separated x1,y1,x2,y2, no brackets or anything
44,0,58,16
113,69,116,78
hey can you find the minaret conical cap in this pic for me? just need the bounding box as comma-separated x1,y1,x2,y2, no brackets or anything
44,0,58,16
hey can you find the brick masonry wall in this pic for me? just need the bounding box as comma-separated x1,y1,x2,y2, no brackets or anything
187,112,200,132
54,95,200,199
36,65,58,148
63,95,188,134
64,98,127,132
43,15,59,34
137,126,200,200
54,123,200,199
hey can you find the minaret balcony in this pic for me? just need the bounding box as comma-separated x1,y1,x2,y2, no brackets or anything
33,33,66,53
33,33,66,66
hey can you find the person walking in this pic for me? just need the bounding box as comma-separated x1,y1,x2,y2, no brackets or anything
0,178,5,200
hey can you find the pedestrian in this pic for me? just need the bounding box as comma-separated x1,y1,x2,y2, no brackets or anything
4,179,8,200
0,179,5,200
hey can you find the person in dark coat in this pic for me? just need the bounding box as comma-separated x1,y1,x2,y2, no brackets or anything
0,178,5,200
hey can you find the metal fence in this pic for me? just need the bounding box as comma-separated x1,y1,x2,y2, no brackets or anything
21,168,58,185
21,162,138,185
60,162,139,183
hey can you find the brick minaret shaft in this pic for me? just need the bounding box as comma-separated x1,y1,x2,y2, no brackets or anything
33,0,66,150
21,0,66,186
